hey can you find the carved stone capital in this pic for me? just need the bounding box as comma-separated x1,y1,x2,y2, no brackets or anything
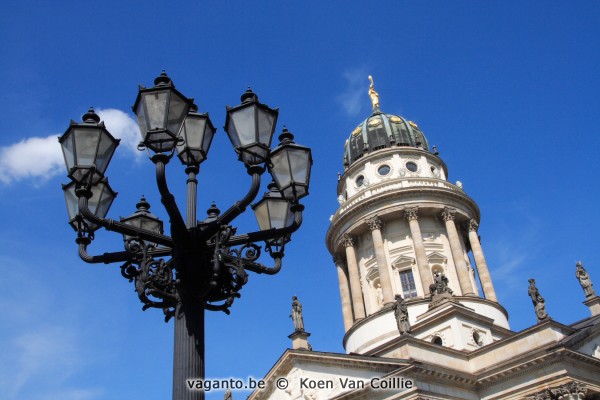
404,206,419,221
440,207,456,222
365,216,382,231
467,219,479,232
339,234,355,248
524,381,587,400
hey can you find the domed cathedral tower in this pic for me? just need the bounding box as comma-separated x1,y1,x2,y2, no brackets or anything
326,76,511,355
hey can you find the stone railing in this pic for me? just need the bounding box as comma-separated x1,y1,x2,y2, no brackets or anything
336,178,464,217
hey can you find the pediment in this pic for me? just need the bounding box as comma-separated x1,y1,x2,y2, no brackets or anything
366,267,380,282
392,255,415,269
427,251,448,264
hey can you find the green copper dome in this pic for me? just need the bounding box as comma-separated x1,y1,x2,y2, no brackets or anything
343,111,429,168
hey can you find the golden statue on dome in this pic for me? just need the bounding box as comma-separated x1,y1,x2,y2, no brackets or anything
368,75,380,112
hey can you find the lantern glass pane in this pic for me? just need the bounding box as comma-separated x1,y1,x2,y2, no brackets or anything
142,91,168,131
73,127,100,166
268,200,291,229
61,132,75,171
166,91,188,135
270,150,292,187
148,218,164,235
90,182,115,219
184,117,208,148
257,108,276,146
289,148,310,184
202,124,216,154
140,215,163,234
95,130,117,174
226,116,240,148
135,98,148,138
63,184,78,222
231,106,256,146
253,201,270,231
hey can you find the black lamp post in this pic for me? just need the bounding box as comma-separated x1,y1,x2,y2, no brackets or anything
58,71,312,400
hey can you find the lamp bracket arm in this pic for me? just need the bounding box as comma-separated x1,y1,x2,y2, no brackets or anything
152,154,188,240
243,255,283,275
76,237,130,264
212,168,263,228
76,238,173,264
77,195,174,247
223,209,303,247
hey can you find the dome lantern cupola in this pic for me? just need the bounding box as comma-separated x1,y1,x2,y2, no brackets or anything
343,76,429,168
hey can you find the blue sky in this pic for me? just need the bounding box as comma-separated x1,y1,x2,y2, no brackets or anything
1,1,600,399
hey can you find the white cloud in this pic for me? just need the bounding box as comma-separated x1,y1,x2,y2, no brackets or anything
337,68,369,117
0,109,140,185
96,108,142,157
0,135,63,184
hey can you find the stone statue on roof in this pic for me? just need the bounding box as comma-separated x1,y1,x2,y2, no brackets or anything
368,75,380,112
575,261,595,298
528,278,548,322
290,296,304,332
393,294,411,334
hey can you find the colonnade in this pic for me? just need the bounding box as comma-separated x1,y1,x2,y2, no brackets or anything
333,207,497,331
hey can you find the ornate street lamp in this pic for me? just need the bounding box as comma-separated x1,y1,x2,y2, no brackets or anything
59,72,310,400
58,108,120,185
175,103,216,166
252,181,294,251
268,127,312,201
133,71,191,153
224,88,278,166
62,177,117,233
120,196,164,242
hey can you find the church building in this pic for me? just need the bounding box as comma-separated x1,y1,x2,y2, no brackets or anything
248,78,600,400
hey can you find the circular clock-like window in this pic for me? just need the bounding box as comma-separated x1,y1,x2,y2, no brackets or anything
406,161,418,172
355,175,365,187
377,164,391,176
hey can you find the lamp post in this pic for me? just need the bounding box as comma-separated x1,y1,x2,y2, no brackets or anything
58,71,312,400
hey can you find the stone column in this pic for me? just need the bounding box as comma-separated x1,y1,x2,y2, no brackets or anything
404,207,434,294
340,234,366,320
467,220,497,301
334,255,354,331
440,207,475,296
366,216,394,305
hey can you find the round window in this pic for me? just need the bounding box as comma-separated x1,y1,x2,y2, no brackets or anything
406,161,418,172
355,175,365,187
377,165,391,176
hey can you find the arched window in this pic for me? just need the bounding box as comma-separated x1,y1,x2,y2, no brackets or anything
432,336,443,346
399,269,417,299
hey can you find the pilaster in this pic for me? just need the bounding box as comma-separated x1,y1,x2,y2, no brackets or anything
404,207,434,295
366,216,394,305
340,234,366,320
441,207,475,296
333,255,354,331
467,219,497,301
